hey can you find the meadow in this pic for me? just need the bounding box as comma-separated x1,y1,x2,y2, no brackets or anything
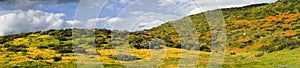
0,0,299,67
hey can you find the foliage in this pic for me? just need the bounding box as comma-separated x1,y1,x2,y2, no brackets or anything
0,0,299,67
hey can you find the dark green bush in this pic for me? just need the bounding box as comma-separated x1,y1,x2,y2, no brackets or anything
58,48,73,53
38,45,49,49
6,44,28,52
194,45,211,52
52,56,62,62
255,53,264,57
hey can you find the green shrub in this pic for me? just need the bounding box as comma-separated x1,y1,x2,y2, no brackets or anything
6,44,28,52
53,56,62,62
58,48,73,53
255,53,264,57
38,45,49,49
194,45,211,52
48,43,58,47
260,38,300,53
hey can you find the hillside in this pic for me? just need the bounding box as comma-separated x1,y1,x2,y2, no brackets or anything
0,0,299,67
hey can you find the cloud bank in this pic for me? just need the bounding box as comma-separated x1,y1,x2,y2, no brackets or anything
0,10,66,36
157,0,277,15
0,0,79,10
0,9,116,36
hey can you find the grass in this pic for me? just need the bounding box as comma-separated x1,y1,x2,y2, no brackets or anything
0,0,299,67
1,43,300,68
222,47,300,68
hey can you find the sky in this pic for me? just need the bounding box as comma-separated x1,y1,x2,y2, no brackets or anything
0,0,278,36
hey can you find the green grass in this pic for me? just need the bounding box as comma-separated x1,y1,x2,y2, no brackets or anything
0,0,299,68
222,48,300,68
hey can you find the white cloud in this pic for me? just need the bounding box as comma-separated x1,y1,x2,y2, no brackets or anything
157,0,174,6
135,20,165,29
66,18,103,29
157,0,278,14
157,0,190,6
120,0,129,4
188,8,204,15
109,10,182,31
0,10,65,36
104,0,136,11
109,0,136,4
105,4,117,10
66,17,123,29
0,0,79,10
107,17,124,23
0,9,173,35
220,4,249,8
0,10,112,35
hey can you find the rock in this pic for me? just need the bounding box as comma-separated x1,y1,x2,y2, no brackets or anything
195,42,200,45
89,55,96,58
243,33,246,35
224,60,230,62
111,54,140,61
239,43,247,48
73,53,79,56
74,48,87,53
153,46,162,49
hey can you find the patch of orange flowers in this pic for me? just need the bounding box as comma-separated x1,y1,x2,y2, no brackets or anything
253,44,264,48
201,36,211,41
237,39,249,44
283,30,298,36
281,24,292,27
171,38,182,41
234,46,251,51
262,22,271,27
233,20,249,25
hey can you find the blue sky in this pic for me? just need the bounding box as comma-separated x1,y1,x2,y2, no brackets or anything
0,0,277,36
36,3,78,20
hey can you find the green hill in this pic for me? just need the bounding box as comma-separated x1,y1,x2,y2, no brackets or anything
0,0,299,67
